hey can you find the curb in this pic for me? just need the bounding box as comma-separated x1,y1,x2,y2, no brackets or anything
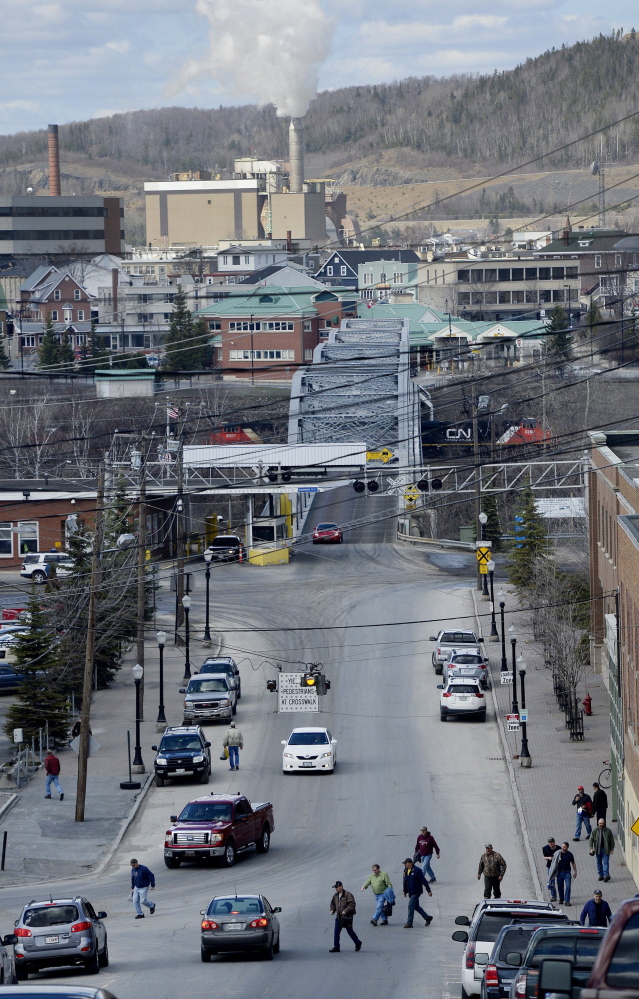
471,588,544,901
94,773,155,877
0,793,18,824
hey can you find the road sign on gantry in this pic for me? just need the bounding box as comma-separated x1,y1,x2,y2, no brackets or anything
278,673,319,712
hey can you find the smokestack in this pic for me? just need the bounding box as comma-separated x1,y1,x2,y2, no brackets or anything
289,118,304,194
48,124,61,196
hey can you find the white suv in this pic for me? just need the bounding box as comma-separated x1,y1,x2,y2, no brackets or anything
438,676,487,722
20,552,74,584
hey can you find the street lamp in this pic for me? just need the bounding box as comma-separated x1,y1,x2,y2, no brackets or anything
488,560,499,640
498,590,508,671
518,657,532,768
132,663,145,773
203,550,213,643
509,625,519,714
156,631,167,727
478,512,489,597
182,594,192,683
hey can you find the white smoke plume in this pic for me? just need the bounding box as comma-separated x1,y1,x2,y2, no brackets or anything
180,0,334,118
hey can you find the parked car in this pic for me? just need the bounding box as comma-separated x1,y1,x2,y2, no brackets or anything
205,535,246,563
20,552,74,584
430,629,483,673
152,726,211,787
0,663,26,693
439,677,487,722
443,650,490,689
312,523,343,544
281,727,337,773
0,989,118,999
13,897,108,978
180,673,237,723
200,894,281,961
481,918,575,999
196,657,241,698
452,899,565,999
508,923,607,998
164,794,274,868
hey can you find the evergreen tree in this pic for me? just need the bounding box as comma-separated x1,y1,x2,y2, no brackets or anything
0,334,11,370
507,484,548,590
58,331,75,370
4,590,70,745
162,289,205,371
78,320,110,372
545,305,572,375
481,494,502,551
38,317,61,369
193,316,210,367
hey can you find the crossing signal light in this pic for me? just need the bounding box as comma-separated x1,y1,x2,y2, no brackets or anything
281,467,292,482
367,480,379,492
300,673,317,688
267,466,279,482
417,479,429,492
431,478,443,490
353,480,365,493
266,679,277,693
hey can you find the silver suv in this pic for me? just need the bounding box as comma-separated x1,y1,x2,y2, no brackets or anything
180,673,237,723
13,897,108,978
20,552,74,584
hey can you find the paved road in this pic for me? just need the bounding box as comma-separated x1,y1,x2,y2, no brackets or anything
0,490,533,999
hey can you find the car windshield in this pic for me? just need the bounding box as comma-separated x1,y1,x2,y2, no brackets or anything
440,632,476,643
451,655,484,665
288,731,329,745
448,684,479,694
178,803,232,822
200,663,233,675
497,927,538,960
208,897,264,915
187,678,228,693
316,524,337,530
529,936,577,964
209,538,240,548
24,904,80,927
160,735,202,751
478,912,561,944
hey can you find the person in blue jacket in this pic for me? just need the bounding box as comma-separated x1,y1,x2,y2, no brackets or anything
130,858,156,919
580,889,612,927
402,857,433,928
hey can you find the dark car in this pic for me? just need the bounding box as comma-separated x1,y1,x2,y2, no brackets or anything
197,657,241,698
508,924,607,998
482,919,576,999
312,523,343,544
200,894,281,961
205,536,245,563
152,726,211,787
13,897,108,978
0,663,26,693
0,989,118,999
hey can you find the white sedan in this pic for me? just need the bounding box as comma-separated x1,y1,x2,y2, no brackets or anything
438,677,487,722
281,727,336,773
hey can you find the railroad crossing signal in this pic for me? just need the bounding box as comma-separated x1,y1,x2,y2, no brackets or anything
475,544,492,563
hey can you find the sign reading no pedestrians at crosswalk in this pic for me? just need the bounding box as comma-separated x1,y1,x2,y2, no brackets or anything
278,673,319,713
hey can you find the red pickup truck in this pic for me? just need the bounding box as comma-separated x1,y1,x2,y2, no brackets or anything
164,793,274,869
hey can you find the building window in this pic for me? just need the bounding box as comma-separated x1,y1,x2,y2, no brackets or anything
511,268,524,282
363,273,373,285
539,289,552,303
615,254,622,268
229,349,295,360
340,265,347,276
303,320,312,331
525,290,538,303
51,310,58,321
17,522,38,555
0,524,11,557
380,272,387,283
75,333,86,345
207,321,221,330
54,289,61,301
362,288,374,299
595,255,601,268
64,309,73,322
471,270,483,284
512,290,524,303
393,272,403,284
77,310,84,321
21,335,36,348
484,292,498,304
458,292,471,305
457,270,470,283
498,291,511,304
538,267,551,280
222,256,228,265
216,349,223,360
484,269,497,282
552,267,565,280
566,267,578,278
244,256,250,265
552,289,565,302
498,269,511,281
525,268,537,280
326,266,333,276
232,255,240,265
471,292,483,305
73,289,81,300
304,348,313,360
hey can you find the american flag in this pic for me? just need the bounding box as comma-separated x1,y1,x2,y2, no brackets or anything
167,404,179,421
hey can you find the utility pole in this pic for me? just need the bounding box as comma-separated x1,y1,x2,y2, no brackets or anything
136,441,147,720
75,465,105,823
174,408,185,644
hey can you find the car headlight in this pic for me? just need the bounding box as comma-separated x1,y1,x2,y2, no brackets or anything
192,755,204,764
319,752,331,759
283,753,293,758
219,699,230,706
156,757,167,765
210,833,223,843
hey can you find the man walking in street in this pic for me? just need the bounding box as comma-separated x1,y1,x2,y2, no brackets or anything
592,782,608,824
44,751,63,801
329,881,362,952
361,864,393,926
223,721,243,771
573,785,593,840
589,818,615,882
580,889,612,927
402,857,433,928
415,826,440,883
477,844,507,899
130,859,156,919
549,842,577,906
543,837,558,901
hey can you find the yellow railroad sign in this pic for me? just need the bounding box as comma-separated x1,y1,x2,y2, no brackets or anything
631,815,639,837
367,448,395,463
404,487,420,502
476,546,492,563
479,563,488,574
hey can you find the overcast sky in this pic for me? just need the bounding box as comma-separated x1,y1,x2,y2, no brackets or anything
0,0,635,135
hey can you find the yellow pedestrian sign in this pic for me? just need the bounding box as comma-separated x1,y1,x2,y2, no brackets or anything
367,448,395,463
404,486,420,502
631,815,639,837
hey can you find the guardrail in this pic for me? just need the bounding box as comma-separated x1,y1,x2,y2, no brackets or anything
397,530,474,551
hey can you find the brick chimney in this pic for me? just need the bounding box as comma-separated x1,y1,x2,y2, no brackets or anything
48,124,61,196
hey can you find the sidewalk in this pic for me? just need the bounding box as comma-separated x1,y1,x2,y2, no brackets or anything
475,585,637,913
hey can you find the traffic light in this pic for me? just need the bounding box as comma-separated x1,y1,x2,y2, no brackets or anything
300,673,318,688
316,674,331,695
353,480,365,493
367,480,379,492
266,679,277,693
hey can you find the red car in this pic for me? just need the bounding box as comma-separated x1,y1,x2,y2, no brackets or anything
312,523,343,544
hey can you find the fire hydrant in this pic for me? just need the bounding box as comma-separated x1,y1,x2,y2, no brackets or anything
583,693,593,716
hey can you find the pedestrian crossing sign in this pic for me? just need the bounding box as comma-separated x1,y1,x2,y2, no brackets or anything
404,486,420,502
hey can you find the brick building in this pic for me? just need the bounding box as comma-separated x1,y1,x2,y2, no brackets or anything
589,429,639,886
21,265,94,325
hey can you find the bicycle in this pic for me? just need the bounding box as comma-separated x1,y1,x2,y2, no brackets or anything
598,760,612,789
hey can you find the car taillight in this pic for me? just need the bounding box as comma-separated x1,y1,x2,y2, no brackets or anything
71,921,92,933
514,972,527,997
484,964,499,987
475,692,484,698
250,917,269,928
201,920,218,930
466,943,475,969
15,928,31,938
443,692,453,698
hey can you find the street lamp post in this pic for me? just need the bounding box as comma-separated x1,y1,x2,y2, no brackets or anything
518,657,532,767
479,512,489,598
132,663,145,773
509,625,519,714
488,560,499,640
156,631,167,729
182,594,192,683
203,550,213,643
498,590,508,671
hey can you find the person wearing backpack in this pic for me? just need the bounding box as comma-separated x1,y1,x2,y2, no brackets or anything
361,864,393,926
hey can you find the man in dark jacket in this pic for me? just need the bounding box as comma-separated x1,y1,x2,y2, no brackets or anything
130,859,156,919
329,881,362,952
44,752,63,800
572,786,593,840
580,889,612,927
592,782,608,823
415,826,441,883
402,857,433,928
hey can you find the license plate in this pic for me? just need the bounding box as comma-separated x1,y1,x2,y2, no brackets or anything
224,923,245,931
300,762,313,767
45,936,59,944
458,696,469,701
174,768,186,774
